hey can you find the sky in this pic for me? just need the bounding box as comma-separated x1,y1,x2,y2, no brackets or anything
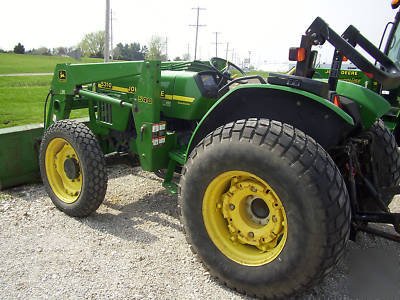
0,0,396,70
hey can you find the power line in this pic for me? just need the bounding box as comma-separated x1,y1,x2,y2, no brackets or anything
190,7,206,60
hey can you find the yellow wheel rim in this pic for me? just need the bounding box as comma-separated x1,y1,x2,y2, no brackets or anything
45,138,82,203
203,171,287,266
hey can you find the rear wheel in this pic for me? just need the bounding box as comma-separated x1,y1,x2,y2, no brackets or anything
362,119,400,207
39,120,107,217
179,119,350,298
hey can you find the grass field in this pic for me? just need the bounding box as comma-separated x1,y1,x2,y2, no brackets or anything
0,53,104,74
0,54,105,128
0,75,87,128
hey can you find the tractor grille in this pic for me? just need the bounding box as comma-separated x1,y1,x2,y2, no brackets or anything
98,102,112,124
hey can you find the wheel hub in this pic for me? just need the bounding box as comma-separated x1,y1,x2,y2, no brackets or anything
220,177,285,252
247,196,270,224
64,157,80,179
45,138,82,203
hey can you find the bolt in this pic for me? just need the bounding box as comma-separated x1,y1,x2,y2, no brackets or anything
141,154,146,159
229,204,235,211
230,236,236,241
250,186,257,193
217,203,222,209
272,216,277,222
248,232,254,238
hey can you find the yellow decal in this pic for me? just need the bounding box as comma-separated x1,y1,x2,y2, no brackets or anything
58,70,67,82
340,70,358,76
160,90,195,103
98,81,136,94
341,78,361,84
138,95,152,104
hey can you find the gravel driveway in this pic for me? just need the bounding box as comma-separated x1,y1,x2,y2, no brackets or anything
0,165,399,299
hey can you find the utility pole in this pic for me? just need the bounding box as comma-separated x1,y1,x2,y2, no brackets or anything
110,9,114,60
165,37,168,60
248,51,251,68
225,42,229,61
212,32,222,57
190,7,206,60
105,0,110,62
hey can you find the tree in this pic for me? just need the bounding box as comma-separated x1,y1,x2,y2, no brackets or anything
146,35,167,61
53,47,68,56
79,31,105,58
14,43,25,54
113,42,148,61
32,47,51,56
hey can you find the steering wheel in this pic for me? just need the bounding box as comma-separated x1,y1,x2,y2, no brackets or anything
209,57,247,84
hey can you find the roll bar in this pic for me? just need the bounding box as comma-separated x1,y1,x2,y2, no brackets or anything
296,17,400,90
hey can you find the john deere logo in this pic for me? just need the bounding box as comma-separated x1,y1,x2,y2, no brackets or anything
58,70,67,81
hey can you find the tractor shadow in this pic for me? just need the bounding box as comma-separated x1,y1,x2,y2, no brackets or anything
82,164,182,243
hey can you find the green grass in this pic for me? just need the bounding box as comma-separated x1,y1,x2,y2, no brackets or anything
247,70,270,77
0,75,52,87
0,53,105,74
0,76,87,128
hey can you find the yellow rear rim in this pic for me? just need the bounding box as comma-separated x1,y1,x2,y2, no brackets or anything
45,138,82,203
203,171,287,266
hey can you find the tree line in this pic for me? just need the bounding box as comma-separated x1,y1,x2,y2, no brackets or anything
5,31,190,62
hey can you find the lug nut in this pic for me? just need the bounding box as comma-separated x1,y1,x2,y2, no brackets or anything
250,186,257,193
217,203,222,209
229,204,235,210
248,232,254,238
272,216,277,222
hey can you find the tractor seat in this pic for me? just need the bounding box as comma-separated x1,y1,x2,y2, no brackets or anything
268,73,329,99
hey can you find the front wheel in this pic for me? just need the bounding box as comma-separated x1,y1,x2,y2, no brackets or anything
39,120,107,217
179,119,350,298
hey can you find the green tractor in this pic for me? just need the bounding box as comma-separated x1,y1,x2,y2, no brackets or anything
316,1,400,143
2,4,400,300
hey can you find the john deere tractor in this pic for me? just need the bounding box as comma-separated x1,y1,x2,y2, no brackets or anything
316,0,400,144
1,3,400,300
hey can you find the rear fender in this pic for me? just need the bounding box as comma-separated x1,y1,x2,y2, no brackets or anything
186,85,355,158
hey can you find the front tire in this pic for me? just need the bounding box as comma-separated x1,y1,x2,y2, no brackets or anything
39,120,107,217
179,119,350,298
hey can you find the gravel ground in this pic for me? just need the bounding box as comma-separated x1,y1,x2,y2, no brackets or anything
0,165,399,299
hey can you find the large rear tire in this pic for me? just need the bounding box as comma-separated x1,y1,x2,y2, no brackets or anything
179,119,350,299
39,120,107,217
